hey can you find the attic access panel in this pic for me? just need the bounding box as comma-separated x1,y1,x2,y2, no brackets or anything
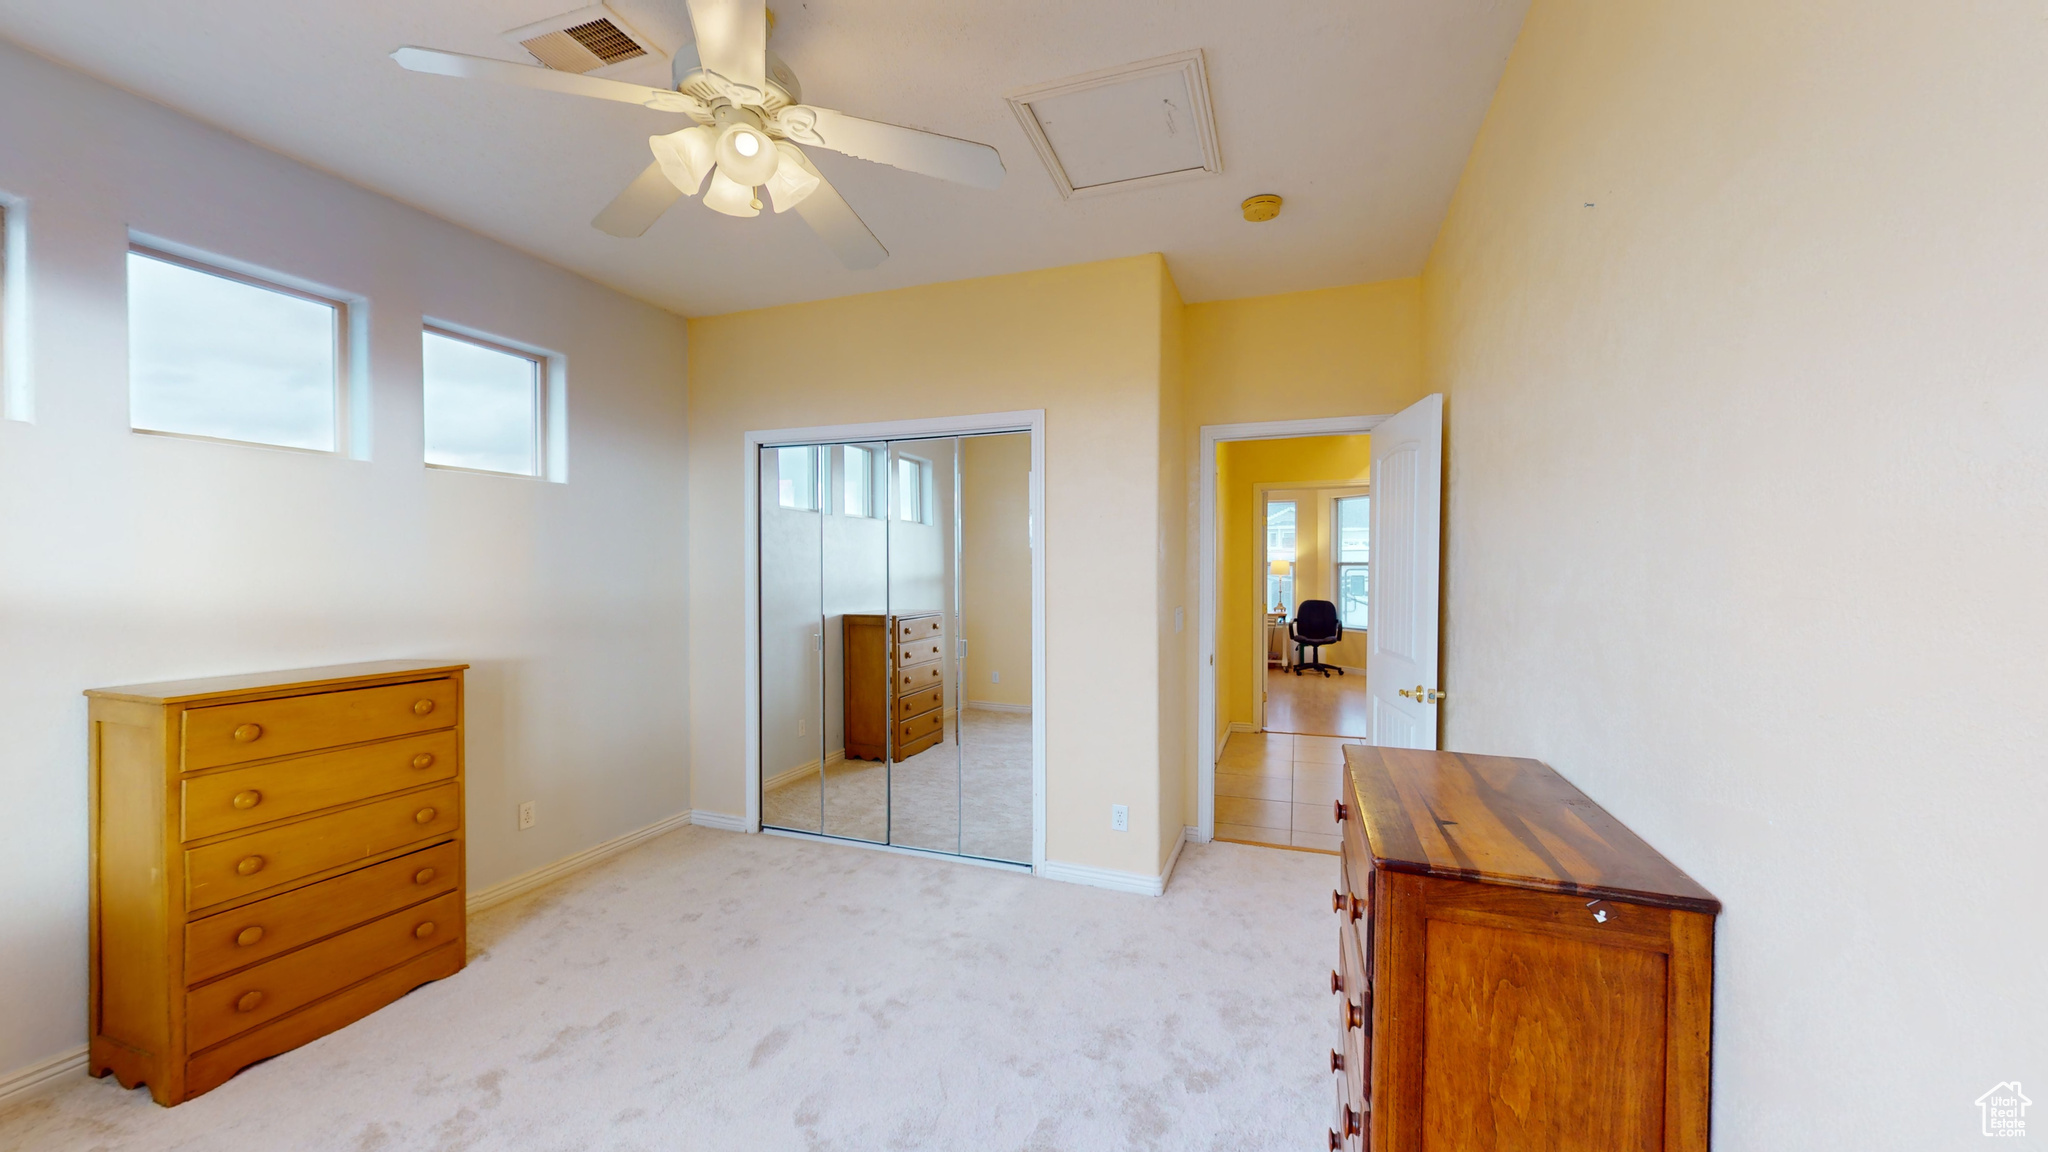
1007,51,1221,199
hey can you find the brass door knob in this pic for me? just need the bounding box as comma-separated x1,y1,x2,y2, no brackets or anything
414,867,436,885
232,790,262,810
232,723,263,742
412,753,435,769
414,921,436,940
412,699,435,716
235,990,264,1013
414,807,437,824
235,856,265,876
235,926,264,947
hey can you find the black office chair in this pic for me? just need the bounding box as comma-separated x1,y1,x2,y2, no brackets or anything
1290,600,1344,677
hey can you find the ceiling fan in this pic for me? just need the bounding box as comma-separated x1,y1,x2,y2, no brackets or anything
391,0,1005,269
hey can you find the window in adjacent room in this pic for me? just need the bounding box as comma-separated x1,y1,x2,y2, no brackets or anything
777,445,820,510
896,454,932,524
1266,499,1296,614
127,248,341,451
843,444,876,517
422,328,543,476
1335,494,1369,629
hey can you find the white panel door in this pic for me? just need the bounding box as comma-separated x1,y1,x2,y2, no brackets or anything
1366,394,1443,749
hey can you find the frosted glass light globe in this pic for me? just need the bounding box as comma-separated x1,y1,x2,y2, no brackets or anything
716,123,780,186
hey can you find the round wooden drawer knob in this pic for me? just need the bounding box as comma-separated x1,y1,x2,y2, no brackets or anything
412,699,435,716
411,753,435,770
414,807,437,825
1331,970,1344,995
1334,800,1346,823
1332,889,1348,915
236,855,265,876
235,926,264,948
413,867,436,885
235,990,265,1013
232,790,262,810
1328,1131,1342,1151
1330,1049,1344,1074
232,723,263,743
1343,1105,1362,1137
1346,1001,1365,1030
414,921,437,940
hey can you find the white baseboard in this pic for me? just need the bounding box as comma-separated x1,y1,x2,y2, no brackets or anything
0,1044,88,1105
467,809,692,915
964,700,1032,713
1227,722,1256,733
763,749,846,793
1040,827,1187,897
1184,824,1206,845
687,809,749,833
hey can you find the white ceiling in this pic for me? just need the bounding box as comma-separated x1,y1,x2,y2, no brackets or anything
0,0,1530,316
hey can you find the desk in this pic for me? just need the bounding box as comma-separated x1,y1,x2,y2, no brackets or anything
1266,613,1293,668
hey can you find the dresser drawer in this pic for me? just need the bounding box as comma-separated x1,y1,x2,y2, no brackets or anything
182,731,458,842
185,782,461,911
185,889,461,1052
186,841,459,984
895,708,943,749
897,662,944,694
896,616,943,645
896,726,943,760
183,678,460,771
895,637,944,668
896,683,944,722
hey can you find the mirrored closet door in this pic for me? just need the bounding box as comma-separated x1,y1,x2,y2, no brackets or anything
758,432,1033,864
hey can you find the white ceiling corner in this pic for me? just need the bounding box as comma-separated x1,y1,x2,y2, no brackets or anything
0,0,1532,316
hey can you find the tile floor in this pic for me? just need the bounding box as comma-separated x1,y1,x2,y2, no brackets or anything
1214,731,1364,853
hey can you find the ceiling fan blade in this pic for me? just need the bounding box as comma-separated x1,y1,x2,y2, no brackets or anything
683,0,767,95
783,106,1005,190
390,47,701,114
786,149,887,270
592,162,684,238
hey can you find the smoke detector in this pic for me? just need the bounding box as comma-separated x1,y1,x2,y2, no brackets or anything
504,5,663,77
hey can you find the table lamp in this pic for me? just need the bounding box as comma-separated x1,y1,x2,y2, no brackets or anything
1269,559,1291,614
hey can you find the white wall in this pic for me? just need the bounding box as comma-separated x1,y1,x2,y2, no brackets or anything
0,40,691,1080
1426,0,2048,1144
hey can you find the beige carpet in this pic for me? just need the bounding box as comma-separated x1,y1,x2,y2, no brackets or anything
761,709,1032,863
0,827,1333,1151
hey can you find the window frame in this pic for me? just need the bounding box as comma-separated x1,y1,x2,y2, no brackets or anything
1333,493,1370,631
126,242,350,455
776,444,822,511
421,324,547,479
1265,498,1297,615
895,452,934,525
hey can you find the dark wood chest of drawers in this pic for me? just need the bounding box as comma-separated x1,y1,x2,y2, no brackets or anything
1331,746,1719,1151
85,660,469,1105
843,612,945,761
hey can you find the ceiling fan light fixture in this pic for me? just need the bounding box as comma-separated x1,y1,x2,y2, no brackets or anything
650,125,717,195
715,121,781,186
764,142,822,212
704,169,763,218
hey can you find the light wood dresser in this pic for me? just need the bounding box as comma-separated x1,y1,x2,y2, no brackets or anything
1330,746,1719,1151
85,660,470,1105
843,613,946,762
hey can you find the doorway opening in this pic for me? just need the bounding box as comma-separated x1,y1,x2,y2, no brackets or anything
1195,398,1444,851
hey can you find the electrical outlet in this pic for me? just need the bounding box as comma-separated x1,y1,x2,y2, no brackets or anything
518,801,535,830
798,718,808,736
990,670,1000,684
1111,804,1129,832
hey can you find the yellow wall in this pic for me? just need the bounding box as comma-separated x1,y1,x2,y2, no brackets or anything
1216,436,1372,736
688,255,1179,878
1422,0,2048,1140
1185,279,1425,429
959,433,1032,708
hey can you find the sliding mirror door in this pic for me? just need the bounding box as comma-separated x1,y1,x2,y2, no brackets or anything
884,437,961,854
759,445,824,834
822,442,890,842
957,432,1033,863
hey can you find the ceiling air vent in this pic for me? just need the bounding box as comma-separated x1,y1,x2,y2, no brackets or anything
505,5,660,75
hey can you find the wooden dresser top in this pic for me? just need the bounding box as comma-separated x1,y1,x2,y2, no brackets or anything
86,660,469,704
1344,745,1720,914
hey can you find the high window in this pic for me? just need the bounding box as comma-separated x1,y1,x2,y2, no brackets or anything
422,329,543,476
127,248,341,451
777,445,819,510
1266,500,1296,614
896,455,932,524
1335,494,1370,629
842,444,878,517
